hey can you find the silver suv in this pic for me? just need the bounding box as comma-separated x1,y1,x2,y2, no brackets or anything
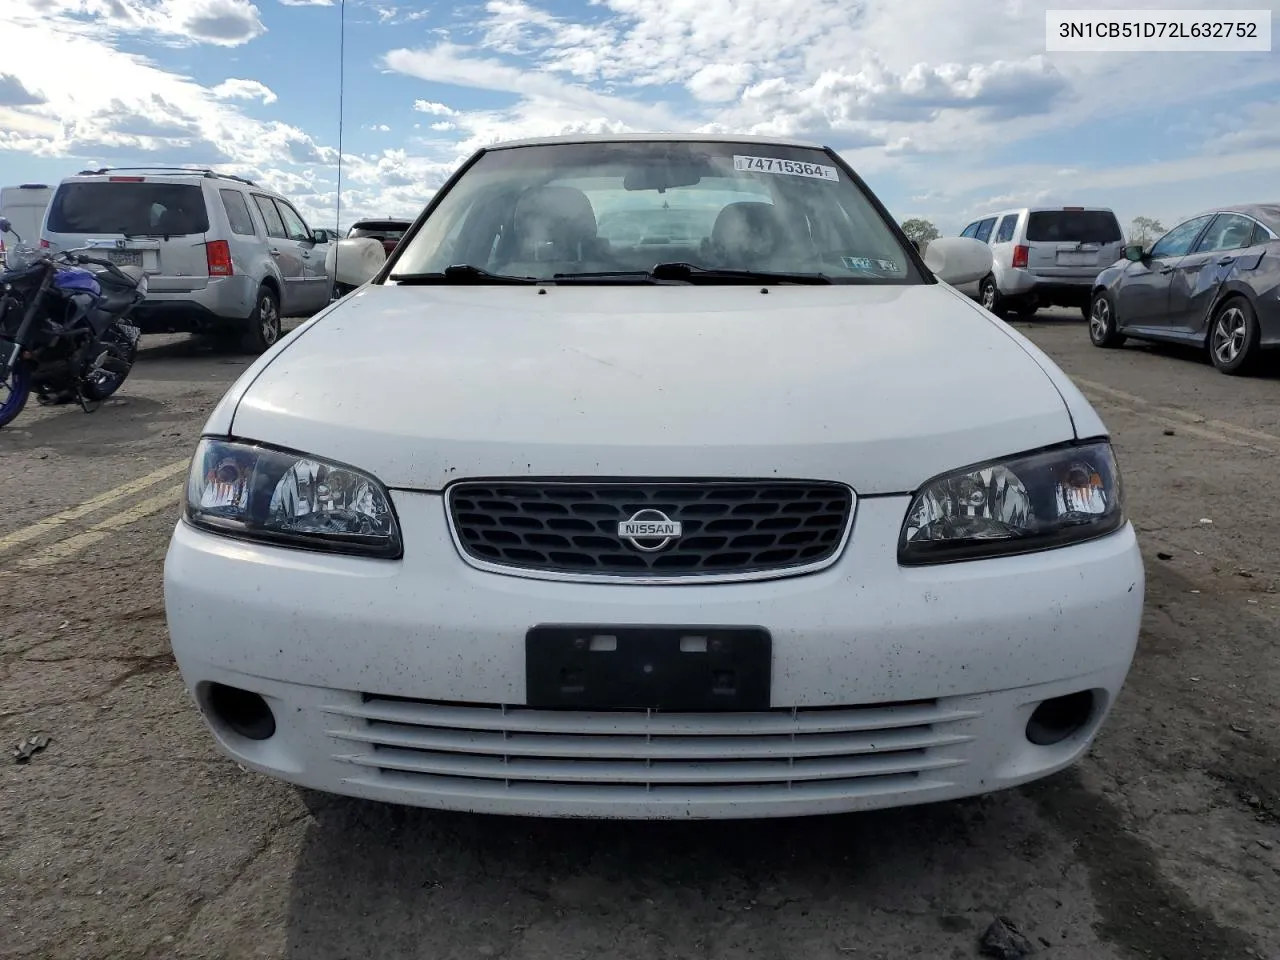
40,168,331,352
953,206,1124,320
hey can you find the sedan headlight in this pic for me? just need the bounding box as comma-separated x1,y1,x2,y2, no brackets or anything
899,441,1124,565
184,438,402,558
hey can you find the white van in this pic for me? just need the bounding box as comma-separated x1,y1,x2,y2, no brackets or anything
0,183,52,264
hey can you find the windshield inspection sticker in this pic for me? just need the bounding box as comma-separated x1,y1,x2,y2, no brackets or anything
841,256,900,273
734,155,840,181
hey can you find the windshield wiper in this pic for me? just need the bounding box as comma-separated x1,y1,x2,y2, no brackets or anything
647,262,833,284
554,263,833,285
389,264,538,285
552,270,673,284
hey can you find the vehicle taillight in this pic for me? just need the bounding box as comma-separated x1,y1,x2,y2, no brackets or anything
206,240,233,277
39,239,50,249
1012,244,1029,268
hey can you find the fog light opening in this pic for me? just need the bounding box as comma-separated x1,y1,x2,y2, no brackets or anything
207,683,276,741
1026,690,1096,746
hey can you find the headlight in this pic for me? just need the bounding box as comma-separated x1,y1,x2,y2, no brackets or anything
899,441,1124,565
184,438,402,558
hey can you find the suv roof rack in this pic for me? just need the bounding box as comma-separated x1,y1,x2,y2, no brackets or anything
74,166,257,187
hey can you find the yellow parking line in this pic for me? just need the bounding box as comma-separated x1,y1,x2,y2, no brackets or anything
0,459,189,556
18,484,185,569
1075,378,1280,448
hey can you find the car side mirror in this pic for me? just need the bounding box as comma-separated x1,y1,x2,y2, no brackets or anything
922,236,994,287
1123,243,1147,262
0,217,10,234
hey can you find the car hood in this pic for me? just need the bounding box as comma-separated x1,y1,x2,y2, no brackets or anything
227,283,1078,494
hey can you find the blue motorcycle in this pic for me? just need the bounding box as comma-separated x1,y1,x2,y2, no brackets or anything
0,217,144,428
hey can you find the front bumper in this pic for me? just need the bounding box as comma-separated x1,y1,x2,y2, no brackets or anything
164,492,1145,819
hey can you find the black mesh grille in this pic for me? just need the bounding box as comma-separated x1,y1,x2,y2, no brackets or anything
447,481,854,578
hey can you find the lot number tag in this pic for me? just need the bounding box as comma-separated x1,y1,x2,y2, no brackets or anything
734,155,840,181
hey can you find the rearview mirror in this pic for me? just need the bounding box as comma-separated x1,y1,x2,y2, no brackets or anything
923,236,993,287
0,217,11,234
1123,243,1147,262
623,162,707,191
325,237,387,287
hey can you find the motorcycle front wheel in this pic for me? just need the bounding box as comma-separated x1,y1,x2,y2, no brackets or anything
0,362,31,429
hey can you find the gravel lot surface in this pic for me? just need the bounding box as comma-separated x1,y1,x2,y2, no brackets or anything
1,311,1277,960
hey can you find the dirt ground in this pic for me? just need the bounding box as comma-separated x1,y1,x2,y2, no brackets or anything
1,311,1277,960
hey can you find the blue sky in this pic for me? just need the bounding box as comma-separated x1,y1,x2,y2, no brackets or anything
1,0,1278,236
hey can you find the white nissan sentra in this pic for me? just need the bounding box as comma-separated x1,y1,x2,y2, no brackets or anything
163,134,1145,820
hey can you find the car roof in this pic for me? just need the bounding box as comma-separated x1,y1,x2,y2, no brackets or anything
60,168,261,189
483,132,826,151
1197,203,1280,233
968,206,1117,220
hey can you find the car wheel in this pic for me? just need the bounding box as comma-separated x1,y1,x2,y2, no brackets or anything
1088,292,1125,348
1208,296,1260,375
242,286,282,354
979,275,1000,314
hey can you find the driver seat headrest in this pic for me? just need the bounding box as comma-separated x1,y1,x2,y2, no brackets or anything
512,186,599,260
709,201,785,261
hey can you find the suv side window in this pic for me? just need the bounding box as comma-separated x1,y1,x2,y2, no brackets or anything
252,195,287,239
974,217,997,243
960,221,980,238
274,199,312,243
1149,215,1213,259
994,215,1017,243
220,189,257,236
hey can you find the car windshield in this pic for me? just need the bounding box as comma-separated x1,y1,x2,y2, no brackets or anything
388,141,920,284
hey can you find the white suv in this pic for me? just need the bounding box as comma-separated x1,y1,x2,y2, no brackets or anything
41,168,332,352
954,207,1125,320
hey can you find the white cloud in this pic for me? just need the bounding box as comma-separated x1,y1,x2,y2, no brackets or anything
0,73,46,107
212,78,278,105
1,0,267,47
686,63,753,103
413,100,458,117
387,43,675,130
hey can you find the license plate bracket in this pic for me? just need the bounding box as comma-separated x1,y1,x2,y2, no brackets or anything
1056,252,1097,267
107,250,143,267
525,624,772,711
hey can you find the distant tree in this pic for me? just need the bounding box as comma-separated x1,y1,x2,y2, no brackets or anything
1129,216,1164,247
900,218,940,245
